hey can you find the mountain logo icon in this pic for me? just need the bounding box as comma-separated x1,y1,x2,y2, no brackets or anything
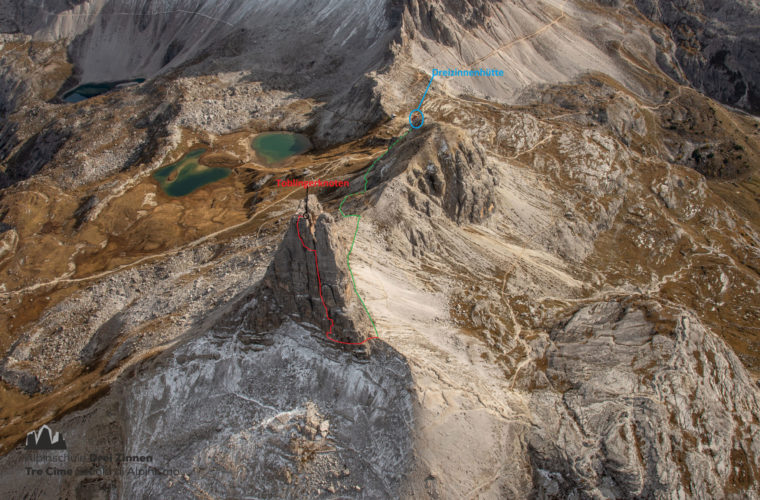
25,425,67,450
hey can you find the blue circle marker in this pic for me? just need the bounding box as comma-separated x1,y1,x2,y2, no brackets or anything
409,109,425,129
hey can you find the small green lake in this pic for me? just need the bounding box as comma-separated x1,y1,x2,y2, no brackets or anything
153,148,231,197
63,78,145,103
252,132,311,164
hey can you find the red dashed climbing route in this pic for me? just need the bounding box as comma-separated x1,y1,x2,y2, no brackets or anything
296,214,377,345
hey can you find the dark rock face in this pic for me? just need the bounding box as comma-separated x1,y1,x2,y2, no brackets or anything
0,124,70,189
0,364,41,394
0,120,19,163
309,75,389,149
72,195,99,230
78,312,125,369
0,73,23,120
0,13,19,33
243,196,372,347
635,0,760,114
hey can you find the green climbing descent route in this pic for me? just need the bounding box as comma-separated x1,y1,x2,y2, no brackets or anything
338,129,411,337
338,73,434,337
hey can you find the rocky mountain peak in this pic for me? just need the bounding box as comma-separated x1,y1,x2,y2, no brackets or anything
242,195,372,350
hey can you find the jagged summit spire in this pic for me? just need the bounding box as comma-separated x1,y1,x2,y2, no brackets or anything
243,196,373,349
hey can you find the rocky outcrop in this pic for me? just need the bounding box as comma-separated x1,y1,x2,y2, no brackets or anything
432,132,497,224
242,196,372,347
371,125,499,225
526,301,760,499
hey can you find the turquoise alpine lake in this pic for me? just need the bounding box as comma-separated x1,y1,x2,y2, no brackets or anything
63,79,146,103
251,132,311,164
153,148,231,197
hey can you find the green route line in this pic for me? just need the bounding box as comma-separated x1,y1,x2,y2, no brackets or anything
339,128,411,337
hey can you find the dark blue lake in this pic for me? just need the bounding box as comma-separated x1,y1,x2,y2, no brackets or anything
63,79,146,103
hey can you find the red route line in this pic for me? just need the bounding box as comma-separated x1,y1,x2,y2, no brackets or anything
296,214,377,345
